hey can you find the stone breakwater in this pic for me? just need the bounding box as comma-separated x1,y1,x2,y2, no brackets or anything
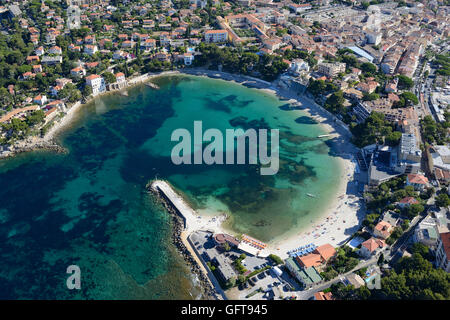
147,182,217,300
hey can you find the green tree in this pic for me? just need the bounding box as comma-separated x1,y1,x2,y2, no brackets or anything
361,1,370,9
436,193,450,208
385,131,402,146
351,112,393,147
363,92,380,101
82,85,93,97
397,75,414,89
400,92,418,106
102,71,116,84
25,110,45,126
268,254,283,265
324,90,346,114
361,62,377,75
226,276,237,288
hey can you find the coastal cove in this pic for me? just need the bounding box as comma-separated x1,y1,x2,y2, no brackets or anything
0,74,355,299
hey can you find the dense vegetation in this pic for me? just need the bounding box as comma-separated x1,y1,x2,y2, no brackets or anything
435,192,450,208
307,79,338,96
350,112,395,147
330,244,450,300
268,254,283,265
363,176,427,220
321,247,359,281
233,253,248,274
195,43,288,81
433,53,450,76
281,48,317,68
421,115,450,145
392,92,419,108
396,75,414,90
0,110,46,143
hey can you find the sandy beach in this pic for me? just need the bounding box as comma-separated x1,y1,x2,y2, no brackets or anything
258,82,365,258
172,69,365,257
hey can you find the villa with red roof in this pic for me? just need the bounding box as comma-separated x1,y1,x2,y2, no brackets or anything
359,237,386,258
33,95,47,106
314,291,334,300
373,221,394,239
295,243,336,271
397,196,420,208
406,174,429,191
85,74,106,96
70,66,86,79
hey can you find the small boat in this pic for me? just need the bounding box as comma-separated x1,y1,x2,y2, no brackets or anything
306,193,317,198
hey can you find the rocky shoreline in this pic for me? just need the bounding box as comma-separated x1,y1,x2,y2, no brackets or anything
147,183,218,300
0,69,272,161
0,138,66,159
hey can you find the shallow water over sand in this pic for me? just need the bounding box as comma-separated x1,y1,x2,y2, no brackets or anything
0,75,341,299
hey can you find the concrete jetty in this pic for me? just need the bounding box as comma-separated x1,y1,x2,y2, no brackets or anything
150,180,197,232
149,180,227,299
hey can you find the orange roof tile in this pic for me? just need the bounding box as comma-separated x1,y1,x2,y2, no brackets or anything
407,174,429,185
296,253,322,268
314,244,336,261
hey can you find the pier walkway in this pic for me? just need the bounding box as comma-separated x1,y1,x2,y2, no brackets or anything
150,180,198,232
150,180,225,233
150,180,228,299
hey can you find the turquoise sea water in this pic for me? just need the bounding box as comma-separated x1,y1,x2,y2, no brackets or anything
0,75,341,299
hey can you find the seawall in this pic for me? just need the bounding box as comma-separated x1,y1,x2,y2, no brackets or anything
147,180,224,300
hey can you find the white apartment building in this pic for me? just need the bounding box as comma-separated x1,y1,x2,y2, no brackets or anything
85,74,106,96
366,32,382,46
289,59,309,75
317,62,346,78
204,30,228,43
84,44,98,56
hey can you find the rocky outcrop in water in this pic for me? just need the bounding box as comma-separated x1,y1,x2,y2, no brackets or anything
0,139,66,159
